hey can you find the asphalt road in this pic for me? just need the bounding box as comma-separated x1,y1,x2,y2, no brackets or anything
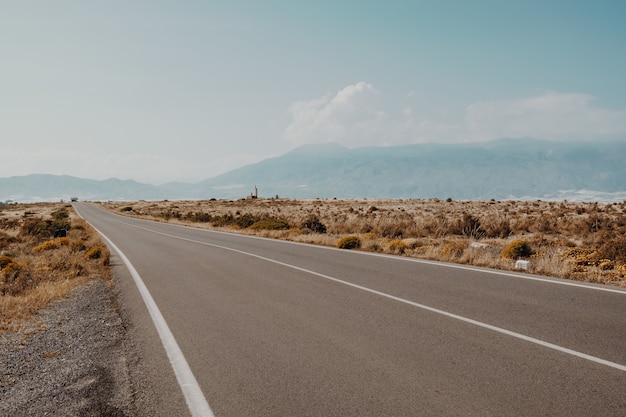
74,202,626,417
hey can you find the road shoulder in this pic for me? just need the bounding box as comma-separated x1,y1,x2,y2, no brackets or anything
0,278,134,416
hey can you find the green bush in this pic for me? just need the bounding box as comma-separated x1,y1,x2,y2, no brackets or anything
337,235,361,250
250,219,291,230
502,239,533,259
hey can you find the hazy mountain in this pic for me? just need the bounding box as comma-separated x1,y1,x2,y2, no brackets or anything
1,139,625,202
0,174,166,202
198,139,626,200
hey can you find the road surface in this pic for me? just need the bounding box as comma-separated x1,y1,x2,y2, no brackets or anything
74,202,626,417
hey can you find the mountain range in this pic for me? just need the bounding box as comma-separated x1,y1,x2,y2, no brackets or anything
2,138,625,202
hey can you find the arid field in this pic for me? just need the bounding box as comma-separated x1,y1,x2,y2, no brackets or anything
0,203,110,330
100,198,626,287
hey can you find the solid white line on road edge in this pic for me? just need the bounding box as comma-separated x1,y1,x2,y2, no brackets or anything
85,224,215,417
136,225,626,373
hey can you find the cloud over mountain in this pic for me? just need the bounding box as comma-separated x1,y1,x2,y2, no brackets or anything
284,83,626,148
465,92,626,141
284,81,386,147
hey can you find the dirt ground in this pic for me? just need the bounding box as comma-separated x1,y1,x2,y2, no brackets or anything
0,279,133,416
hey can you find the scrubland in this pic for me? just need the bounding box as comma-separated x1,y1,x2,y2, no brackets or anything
3,197,622,331
102,198,626,287
0,203,110,331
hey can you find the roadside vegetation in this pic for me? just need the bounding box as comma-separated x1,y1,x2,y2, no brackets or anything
102,198,626,287
0,203,110,331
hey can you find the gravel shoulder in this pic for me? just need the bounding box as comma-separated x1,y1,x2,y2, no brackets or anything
0,278,135,416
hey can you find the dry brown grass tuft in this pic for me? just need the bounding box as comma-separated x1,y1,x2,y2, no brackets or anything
32,237,70,252
0,203,110,331
101,198,626,287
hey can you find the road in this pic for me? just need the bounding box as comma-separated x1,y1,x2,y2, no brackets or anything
74,202,626,417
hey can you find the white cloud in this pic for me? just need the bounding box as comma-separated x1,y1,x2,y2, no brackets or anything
284,81,387,147
464,92,626,141
284,85,626,148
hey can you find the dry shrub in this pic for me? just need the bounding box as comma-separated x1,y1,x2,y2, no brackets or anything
388,239,407,255
420,214,451,237
234,213,259,228
440,240,467,259
559,248,597,266
380,223,408,238
1,260,32,296
302,216,327,234
0,255,15,269
71,240,87,252
0,231,18,250
482,215,512,238
453,214,486,239
184,211,212,223
105,198,626,287
596,235,626,265
502,239,533,259
21,212,70,240
33,237,70,252
85,246,110,265
1,204,112,330
21,217,53,238
337,235,361,250
598,259,615,271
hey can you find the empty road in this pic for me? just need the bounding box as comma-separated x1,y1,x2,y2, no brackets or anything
74,202,626,417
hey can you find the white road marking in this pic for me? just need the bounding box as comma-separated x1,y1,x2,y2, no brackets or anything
113,207,626,295
131,223,626,373
81,221,215,417
171,221,626,295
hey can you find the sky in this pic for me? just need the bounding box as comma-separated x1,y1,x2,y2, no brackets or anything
2,0,626,184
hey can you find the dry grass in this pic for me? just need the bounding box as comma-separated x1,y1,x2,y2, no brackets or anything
100,198,626,287
0,203,110,331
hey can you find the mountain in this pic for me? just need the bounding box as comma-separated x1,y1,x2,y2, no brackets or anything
199,139,626,200
1,139,625,202
0,174,166,202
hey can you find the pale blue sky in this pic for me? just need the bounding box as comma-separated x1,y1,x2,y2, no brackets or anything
2,0,625,184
